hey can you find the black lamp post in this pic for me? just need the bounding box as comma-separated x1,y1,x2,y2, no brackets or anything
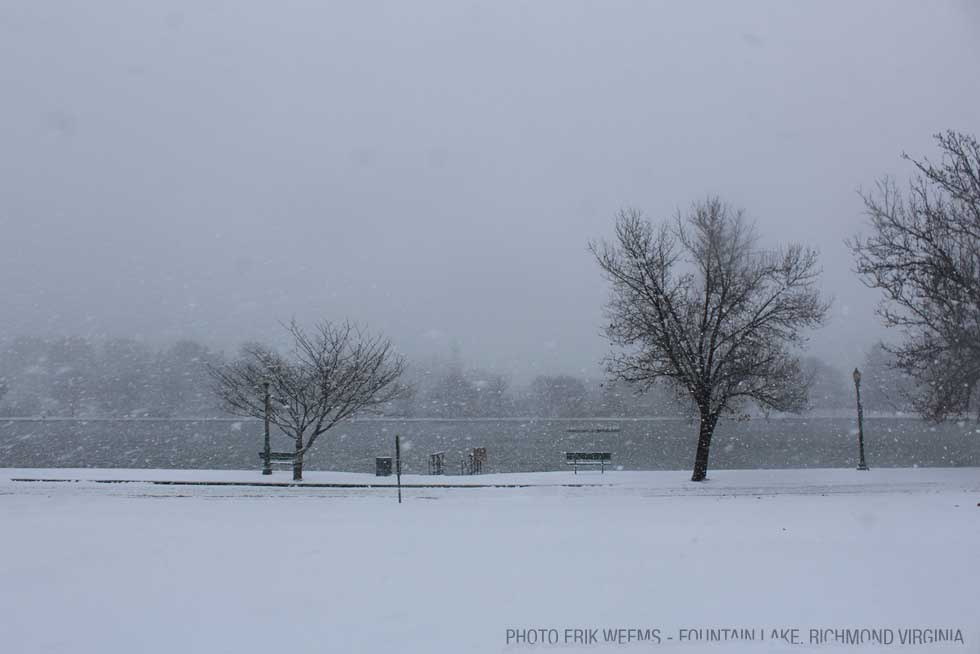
262,381,272,475
852,368,869,471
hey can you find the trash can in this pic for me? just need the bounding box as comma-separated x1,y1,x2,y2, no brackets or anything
375,457,393,477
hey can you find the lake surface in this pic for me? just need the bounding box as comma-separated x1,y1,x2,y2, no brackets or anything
2,416,979,473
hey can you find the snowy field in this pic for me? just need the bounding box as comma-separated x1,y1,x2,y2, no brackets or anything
0,467,977,653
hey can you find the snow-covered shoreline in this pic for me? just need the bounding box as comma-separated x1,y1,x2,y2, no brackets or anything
2,465,978,496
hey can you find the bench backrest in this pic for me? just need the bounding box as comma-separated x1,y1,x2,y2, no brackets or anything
565,452,611,462
259,451,297,462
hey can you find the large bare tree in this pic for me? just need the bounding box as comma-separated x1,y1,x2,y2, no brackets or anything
591,198,828,481
849,130,980,420
211,320,407,480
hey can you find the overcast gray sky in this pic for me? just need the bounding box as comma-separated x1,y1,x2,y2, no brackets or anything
1,1,978,380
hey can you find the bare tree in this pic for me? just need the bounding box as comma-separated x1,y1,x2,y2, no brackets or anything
849,131,980,421
210,320,407,480
591,198,828,481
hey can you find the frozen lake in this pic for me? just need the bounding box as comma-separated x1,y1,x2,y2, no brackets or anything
1,416,979,472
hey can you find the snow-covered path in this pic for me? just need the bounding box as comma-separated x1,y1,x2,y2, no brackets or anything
1,468,977,653
3,466,978,499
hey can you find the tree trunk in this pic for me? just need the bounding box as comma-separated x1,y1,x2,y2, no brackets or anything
293,437,304,481
691,411,718,482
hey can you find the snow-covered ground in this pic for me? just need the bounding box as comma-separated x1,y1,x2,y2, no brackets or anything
0,467,977,653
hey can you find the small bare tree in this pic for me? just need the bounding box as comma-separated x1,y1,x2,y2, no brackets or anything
591,198,828,481
849,131,980,421
211,320,407,480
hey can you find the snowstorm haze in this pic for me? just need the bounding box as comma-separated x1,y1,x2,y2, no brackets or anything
1,1,978,380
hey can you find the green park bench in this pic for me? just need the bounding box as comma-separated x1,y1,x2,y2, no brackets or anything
565,451,612,474
258,451,297,470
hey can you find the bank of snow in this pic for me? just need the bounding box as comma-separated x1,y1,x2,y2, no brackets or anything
0,467,977,653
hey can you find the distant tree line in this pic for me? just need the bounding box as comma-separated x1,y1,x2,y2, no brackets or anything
0,334,913,420
396,363,690,419
0,336,224,418
375,350,913,419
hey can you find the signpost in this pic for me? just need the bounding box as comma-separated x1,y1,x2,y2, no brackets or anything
395,434,402,504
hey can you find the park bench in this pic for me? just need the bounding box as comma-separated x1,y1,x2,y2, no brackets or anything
258,451,297,470
565,451,612,473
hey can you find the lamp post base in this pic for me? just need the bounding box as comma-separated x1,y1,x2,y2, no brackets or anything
262,468,272,475
856,463,869,471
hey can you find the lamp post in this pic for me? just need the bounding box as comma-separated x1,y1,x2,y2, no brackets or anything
262,381,272,475
852,368,869,471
